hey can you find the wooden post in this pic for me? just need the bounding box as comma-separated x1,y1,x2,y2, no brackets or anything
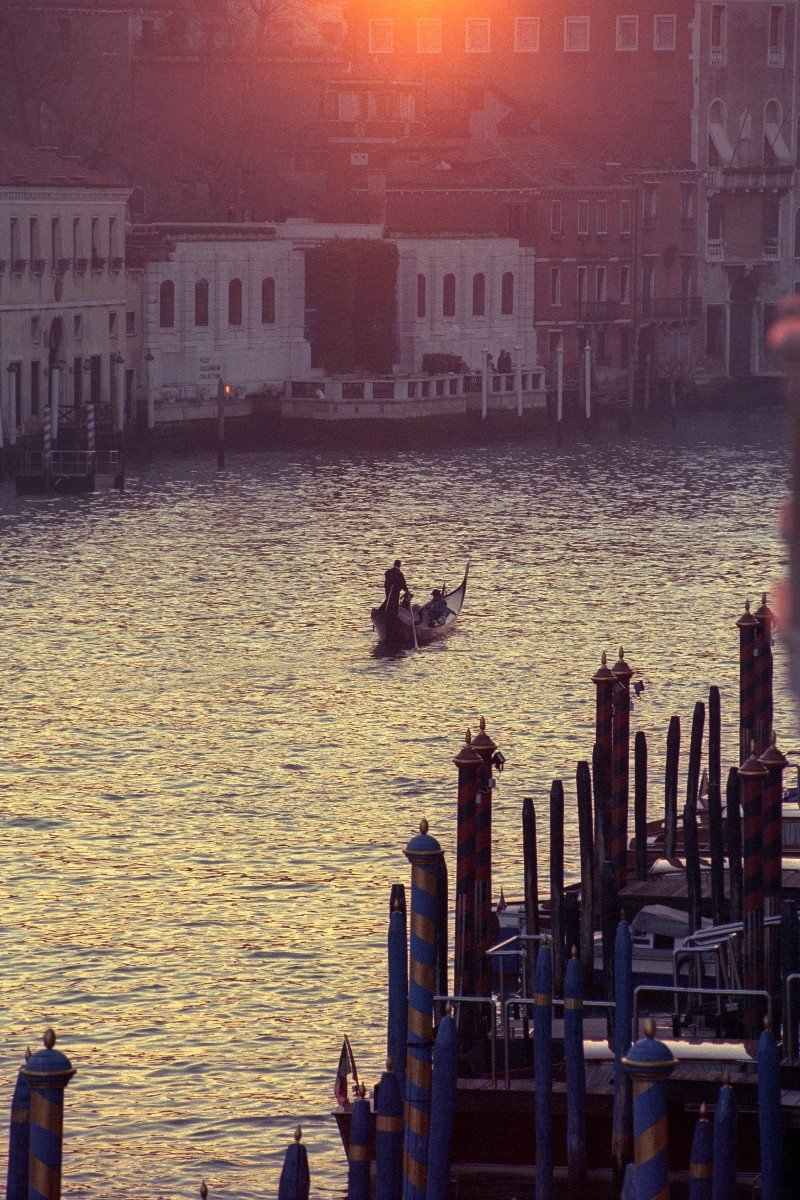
708,686,722,791
686,701,705,814
550,779,566,997
663,715,680,859
576,761,595,993
556,340,564,427
564,950,587,1193
481,351,489,420
726,767,744,925
683,805,701,935
600,859,617,1004
634,731,648,882
611,649,633,892
753,594,775,756
780,898,799,1059
534,942,554,1200
217,378,227,469
739,750,768,1042
592,654,615,861
453,731,481,1036
707,780,726,926
522,796,540,939
472,717,497,1000
736,601,759,765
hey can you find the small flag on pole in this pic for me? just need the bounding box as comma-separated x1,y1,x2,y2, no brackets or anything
334,1036,358,1106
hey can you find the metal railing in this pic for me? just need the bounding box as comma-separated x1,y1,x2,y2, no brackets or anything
640,296,701,321
501,995,616,1088
16,449,121,478
633,984,772,1039
785,973,800,1063
434,995,497,1086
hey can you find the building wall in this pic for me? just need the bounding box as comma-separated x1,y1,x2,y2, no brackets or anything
0,185,129,438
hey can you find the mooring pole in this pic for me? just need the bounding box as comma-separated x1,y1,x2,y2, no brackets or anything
522,796,540,941
707,777,726,926
453,730,481,1046
472,717,497,1001
726,767,744,926
217,378,228,469
623,1020,676,1200
736,601,759,765
686,701,705,814
564,949,587,1193
634,731,648,882
663,715,680,860
712,1073,738,1200
739,749,768,1043
279,1127,311,1200
576,761,595,993
426,1014,458,1200
592,654,615,861
534,940,553,1200
6,1058,30,1200
757,1021,782,1200
612,918,633,1180
21,1030,75,1200
375,1064,403,1200
348,1088,371,1200
611,648,633,893
550,779,566,997
753,594,775,756
760,734,788,1004
388,892,408,1097
708,686,722,792
688,1105,713,1200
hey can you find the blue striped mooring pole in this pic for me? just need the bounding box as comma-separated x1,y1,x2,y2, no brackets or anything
278,1127,310,1200
403,820,445,1200
388,891,409,1098
711,1073,737,1200
613,917,633,1175
425,1013,458,1200
534,939,553,1200
348,1087,372,1200
689,1104,712,1200
622,1018,676,1200
6,1059,30,1200
563,948,586,1189
20,1029,75,1200
376,1062,403,1200
757,1021,782,1200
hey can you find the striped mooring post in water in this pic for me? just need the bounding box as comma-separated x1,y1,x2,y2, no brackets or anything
757,1021,782,1200
471,717,497,1000
388,888,409,1098
6,1056,31,1200
688,1104,712,1200
612,917,633,1177
86,403,95,454
453,731,481,1023
403,820,445,1200
760,734,788,1002
592,653,616,857
42,407,52,470
425,1013,458,1200
611,649,633,893
736,600,760,765
376,1062,403,1200
347,1088,372,1200
712,1073,737,1200
622,1018,676,1200
278,1127,310,1200
753,593,775,756
739,748,768,1041
20,1029,75,1200
534,939,553,1200
563,948,586,1191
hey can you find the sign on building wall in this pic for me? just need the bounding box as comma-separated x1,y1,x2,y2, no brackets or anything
198,357,222,385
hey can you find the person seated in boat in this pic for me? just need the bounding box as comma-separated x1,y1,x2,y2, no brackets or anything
422,589,452,626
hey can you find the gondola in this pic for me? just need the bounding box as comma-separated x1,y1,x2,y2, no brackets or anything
371,563,469,649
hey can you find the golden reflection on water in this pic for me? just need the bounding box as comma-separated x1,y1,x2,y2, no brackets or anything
0,411,792,1198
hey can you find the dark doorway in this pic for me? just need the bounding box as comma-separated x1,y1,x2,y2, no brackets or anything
729,275,756,378
90,355,102,406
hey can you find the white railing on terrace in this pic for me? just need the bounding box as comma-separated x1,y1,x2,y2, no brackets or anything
709,44,727,65
287,368,546,403
706,238,724,261
768,45,784,67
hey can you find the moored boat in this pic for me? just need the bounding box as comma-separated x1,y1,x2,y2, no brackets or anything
371,563,469,648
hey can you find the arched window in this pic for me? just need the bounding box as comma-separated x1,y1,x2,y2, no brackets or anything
442,273,456,317
261,277,276,324
194,279,209,327
708,99,729,167
228,278,243,326
472,272,485,316
159,279,175,328
417,273,426,318
501,271,514,315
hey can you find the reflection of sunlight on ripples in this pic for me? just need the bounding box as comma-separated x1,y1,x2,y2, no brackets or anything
0,410,791,1198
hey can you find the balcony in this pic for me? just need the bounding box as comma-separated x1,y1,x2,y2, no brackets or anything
10,259,27,275
110,255,124,272
763,237,779,259
575,299,622,322
74,257,87,275
640,296,701,321
706,239,724,261
90,255,106,273
708,165,794,193
57,257,72,275
30,258,46,276
768,45,784,67
709,44,727,65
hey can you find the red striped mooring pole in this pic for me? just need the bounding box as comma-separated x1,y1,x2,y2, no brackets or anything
453,730,481,1026
760,733,788,998
737,600,760,765
471,716,497,1000
592,653,616,858
753,593,775,757
739,746,768,1042
611,648,633,894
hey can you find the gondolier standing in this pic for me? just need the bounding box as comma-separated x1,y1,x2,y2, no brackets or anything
384,559,409,643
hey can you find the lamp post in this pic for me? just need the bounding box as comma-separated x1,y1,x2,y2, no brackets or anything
217,379,230,468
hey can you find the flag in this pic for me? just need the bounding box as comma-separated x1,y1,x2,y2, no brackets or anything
334,1036,358,1106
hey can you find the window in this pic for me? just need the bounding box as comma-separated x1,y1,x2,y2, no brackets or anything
31,361,40,416
707,198,724,241
680,183,695,226
577,265,588,304
764,99,792,164
472,273,486,317
620,199,632,234
763,197,780,255
368,19,393,53
653,14,676,50
417,274,426,318
620,264,631,304
126,311,136,335
515,16,539,51
708,99,732,165
74,313,83,340
91,217,100,257
417,18,442,53
550,267,562,306
228,278,243,326
564,17,590,50
620,328,631,364
29,217,39,263
195,279,209,327
51,217,61,266
109,311,117,336
159,281,175,328
442,273,456,317
680,259,694,299
706,305,725,356
642,184,656,228
710,4,726,60
597,201,608,234
73,217,82,261
769,6,784,65
596,265,607,301
262,277,276,324
595,329,607,366
109,216,118,260
578,201,589,235
31,315,40,341
616,15,638,50
465,18,490,52
642,261,655,301
551,200,563,234
501,271,514,315
10,218,20,263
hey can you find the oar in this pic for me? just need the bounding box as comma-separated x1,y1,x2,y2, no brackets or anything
409,591,419,651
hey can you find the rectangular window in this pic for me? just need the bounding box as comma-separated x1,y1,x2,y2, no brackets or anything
578,201,589,235
10,217,20,263
620,264,631,304
653,14,676,50
550,267,562,306
577,265,588,303
109,216,118,259
29,217,39,262
30,361,40,416
551,200,563,234
710,3,726,59
126,311,135,335
564,17,590,51
620,199,632,234
74,313,83,340
73,217,82,261
680,183,695,225
368,19,393,53
680,258,694,299
616,15,638,50
769,5,784,64
91,217,100,257
597,200,608,234
417,18,442,53
596,265,607,301
465,18,490,52
707,197,724,240
51,217,61,266
706,304,725,356
417,274,426,319
643,184,656,228
109,311,118,337
642,261,655,300
763,197,780,256
515,16,540,51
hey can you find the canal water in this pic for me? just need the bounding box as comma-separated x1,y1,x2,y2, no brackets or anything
0,410,792,1199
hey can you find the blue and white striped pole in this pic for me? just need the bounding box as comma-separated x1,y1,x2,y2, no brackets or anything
388,892,408,1099
534,939,553,1200
86,404,95,454
613,917,633,1175
689,1104,712,1200
622,1019,676,1200
376,1062,403,1200
6,1057,30,1200
425,1013,458,1200
278,1127,310,1200
42,407,52,473
348,1088,372,1200
564,948,586,1188
712,1074,737,1200
403,820,444,1200
757,1021,782,1200
20,1029,75,1200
